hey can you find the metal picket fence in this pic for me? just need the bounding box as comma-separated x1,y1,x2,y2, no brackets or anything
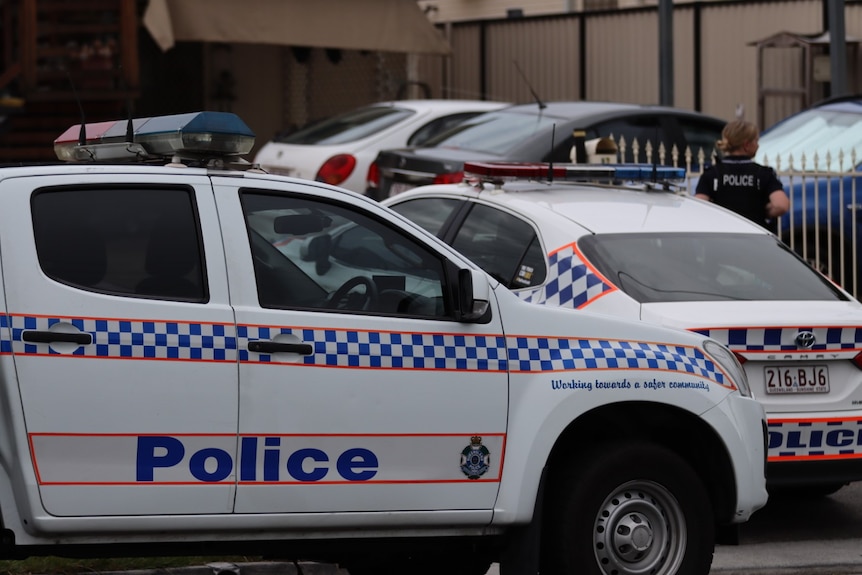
763,155,861,300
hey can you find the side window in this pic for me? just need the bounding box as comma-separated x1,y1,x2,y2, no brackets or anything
594,117,671,164
677,118,722,167
407,113,485,147
388,197,465,237
240,191,450,318
548,128,600,163
32,186,207,302
451,204,546,289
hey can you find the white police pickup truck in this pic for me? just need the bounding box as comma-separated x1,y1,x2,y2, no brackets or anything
0,112,767,575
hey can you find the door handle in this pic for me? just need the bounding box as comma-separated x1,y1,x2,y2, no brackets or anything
22,331,92,345
248,340,313,355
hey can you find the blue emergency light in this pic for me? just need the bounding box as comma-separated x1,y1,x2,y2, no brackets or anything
54,111,255,163
463,161,685,184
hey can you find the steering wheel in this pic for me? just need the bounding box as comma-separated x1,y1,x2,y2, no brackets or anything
327,276,379,311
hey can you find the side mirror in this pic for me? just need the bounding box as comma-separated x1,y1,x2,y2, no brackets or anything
456,268,492,323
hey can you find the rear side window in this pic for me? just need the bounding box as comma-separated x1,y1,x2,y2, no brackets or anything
389,197,465,237
677,117,722,165
593,116,669,164
277,106,414,145
451,203,546,289
32,187,207,302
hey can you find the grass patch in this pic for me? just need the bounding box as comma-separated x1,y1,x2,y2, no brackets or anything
0,556,262,575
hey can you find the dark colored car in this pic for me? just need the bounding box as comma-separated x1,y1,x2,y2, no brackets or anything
366,101,726,199
755,95,862,297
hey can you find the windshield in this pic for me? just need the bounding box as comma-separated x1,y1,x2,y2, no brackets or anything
757,106,862,172
578,233,847,303
422,110,563,154
276,106,414,145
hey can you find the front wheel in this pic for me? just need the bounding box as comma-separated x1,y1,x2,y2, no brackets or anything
542,441,714,575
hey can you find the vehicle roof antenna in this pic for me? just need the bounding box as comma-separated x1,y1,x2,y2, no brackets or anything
120,67,134,143
513,60,546,110
548,124,556,182
66,70,87,147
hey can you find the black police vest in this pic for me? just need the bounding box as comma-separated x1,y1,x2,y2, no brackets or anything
711,160,774,231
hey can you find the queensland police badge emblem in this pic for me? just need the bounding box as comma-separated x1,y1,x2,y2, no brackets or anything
460,436,491,480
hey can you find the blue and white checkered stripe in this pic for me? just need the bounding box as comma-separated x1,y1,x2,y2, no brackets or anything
5,315,237,361
239,328,722,381
692,326,862,351
238,326,509,371
507,336,724,383
0,314,10,354
518,243,614,309
768,419,862,459
0,314,724,383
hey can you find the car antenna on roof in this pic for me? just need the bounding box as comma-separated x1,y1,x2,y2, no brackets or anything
648,124,659,187
66,70,87,147
548,124,556,182
513,60,546,110
120,67,134,143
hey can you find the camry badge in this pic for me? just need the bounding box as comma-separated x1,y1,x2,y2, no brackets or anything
795,331,816,349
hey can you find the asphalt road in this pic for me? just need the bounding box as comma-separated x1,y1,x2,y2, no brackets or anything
482,482,862,574
710,481,862,574
97,483,862,575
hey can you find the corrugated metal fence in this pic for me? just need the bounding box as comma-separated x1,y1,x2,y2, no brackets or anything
418,0,862,130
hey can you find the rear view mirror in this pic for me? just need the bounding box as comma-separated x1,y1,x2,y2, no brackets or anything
274,214,332,235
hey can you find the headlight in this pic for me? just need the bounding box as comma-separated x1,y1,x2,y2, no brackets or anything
703,340,752,397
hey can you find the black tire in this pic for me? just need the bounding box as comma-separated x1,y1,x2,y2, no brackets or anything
542,441,715,575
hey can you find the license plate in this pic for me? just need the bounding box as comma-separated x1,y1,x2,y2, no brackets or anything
388,182,415,197
764,365,829,394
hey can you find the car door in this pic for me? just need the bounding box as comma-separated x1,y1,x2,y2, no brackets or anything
212,177,508,523
0,174,239,517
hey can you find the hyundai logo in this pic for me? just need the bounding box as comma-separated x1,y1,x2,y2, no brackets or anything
795,331,816,349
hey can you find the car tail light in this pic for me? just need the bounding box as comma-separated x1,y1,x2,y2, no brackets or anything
316,154,356,185
366,161,380,190
733,351,747,365
852,352,862,370
433,171,464,185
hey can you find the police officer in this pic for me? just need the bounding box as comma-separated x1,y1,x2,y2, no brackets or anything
695,120,789,232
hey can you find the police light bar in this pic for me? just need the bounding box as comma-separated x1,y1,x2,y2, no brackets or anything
463,161,685,183
54,111,255,163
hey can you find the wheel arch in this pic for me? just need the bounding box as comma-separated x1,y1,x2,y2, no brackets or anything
543,401,738,526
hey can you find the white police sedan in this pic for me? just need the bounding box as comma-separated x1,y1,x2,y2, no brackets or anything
385,161,862,495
